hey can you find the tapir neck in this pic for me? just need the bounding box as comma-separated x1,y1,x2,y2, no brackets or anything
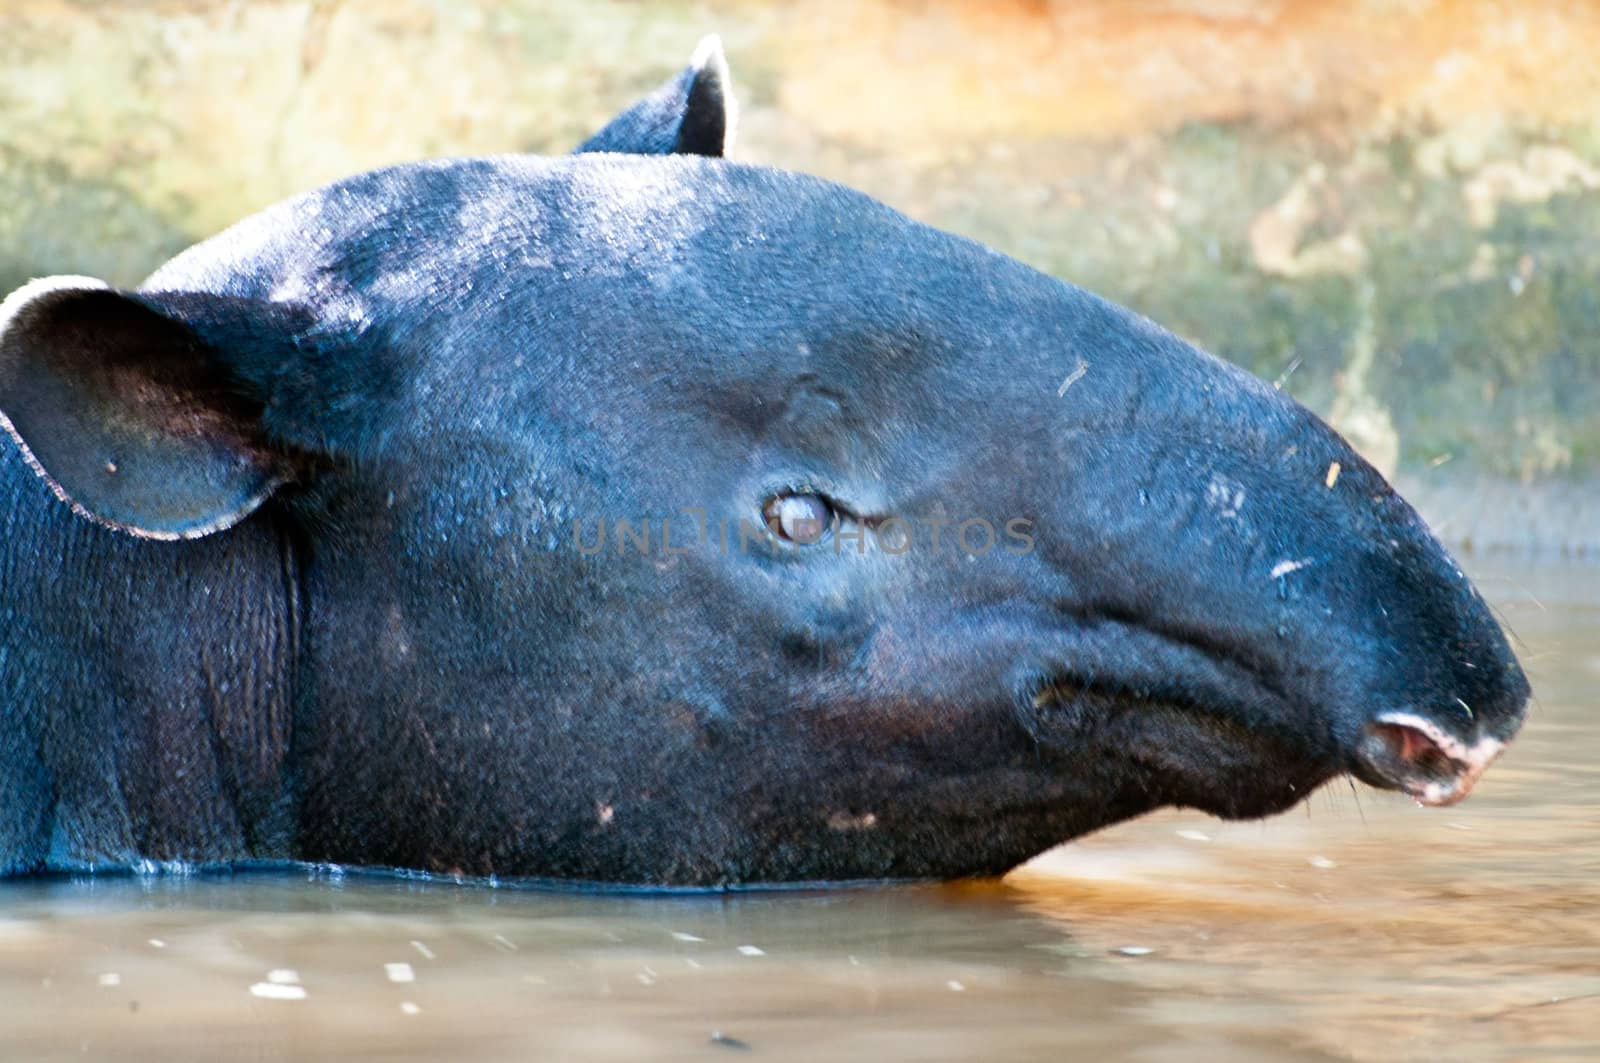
0,447,303,873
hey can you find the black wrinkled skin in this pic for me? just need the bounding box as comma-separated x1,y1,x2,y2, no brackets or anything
0,52,1527,886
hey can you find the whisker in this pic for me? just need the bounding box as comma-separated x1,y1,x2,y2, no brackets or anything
1487,601,1529,652
1472,574,1548,613
1346,775,1366,825
1514,651,1559,664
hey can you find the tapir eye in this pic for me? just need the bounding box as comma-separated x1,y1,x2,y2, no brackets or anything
763,492,835,544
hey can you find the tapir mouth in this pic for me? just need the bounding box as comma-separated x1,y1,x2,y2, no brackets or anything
1017,604,1520,817
1350,711,1507,807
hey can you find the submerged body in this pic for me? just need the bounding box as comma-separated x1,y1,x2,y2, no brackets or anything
0,43,1527,885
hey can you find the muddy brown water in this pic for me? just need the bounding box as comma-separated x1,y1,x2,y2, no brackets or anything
1,558,1595,1061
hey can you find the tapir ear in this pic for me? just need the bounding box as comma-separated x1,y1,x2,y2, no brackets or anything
575,34,737,157
0,276,300,541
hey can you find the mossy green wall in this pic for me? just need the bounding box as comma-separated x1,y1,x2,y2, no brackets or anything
3,0,1594,551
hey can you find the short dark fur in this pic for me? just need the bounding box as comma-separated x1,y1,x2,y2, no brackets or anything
0,44,1528,884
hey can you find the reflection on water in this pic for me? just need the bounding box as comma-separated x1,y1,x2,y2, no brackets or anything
1,559,1595,1062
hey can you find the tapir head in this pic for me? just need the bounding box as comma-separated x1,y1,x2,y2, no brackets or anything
0,40,1527,883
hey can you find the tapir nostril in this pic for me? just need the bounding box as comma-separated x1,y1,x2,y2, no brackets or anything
1367,722,1454,781
1353,711,1508,807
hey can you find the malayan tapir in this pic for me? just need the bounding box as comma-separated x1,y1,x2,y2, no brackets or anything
0,39,1529,885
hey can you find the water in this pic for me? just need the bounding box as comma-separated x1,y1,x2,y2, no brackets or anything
2,559,1595,1061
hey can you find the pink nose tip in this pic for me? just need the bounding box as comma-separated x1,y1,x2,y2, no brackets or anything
1357,711,1507,806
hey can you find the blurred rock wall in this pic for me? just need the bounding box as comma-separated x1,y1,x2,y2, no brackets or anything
2,0,1595,552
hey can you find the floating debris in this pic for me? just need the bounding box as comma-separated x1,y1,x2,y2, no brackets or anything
1308,855,1337,869
409,940,436,961
1176,829,1211,842
249,983,307,1001
385,963,415,984
710,1031,752,1052
492,934,518,952
399,1002,421,1016
947,980,966,992
1112,946,1154,957
97,973,121,988
146,939,166,950
671,931,705,943
266,969,300,985
736,945,765,957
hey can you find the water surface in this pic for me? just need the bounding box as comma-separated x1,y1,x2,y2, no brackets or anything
2,558,1595,1061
